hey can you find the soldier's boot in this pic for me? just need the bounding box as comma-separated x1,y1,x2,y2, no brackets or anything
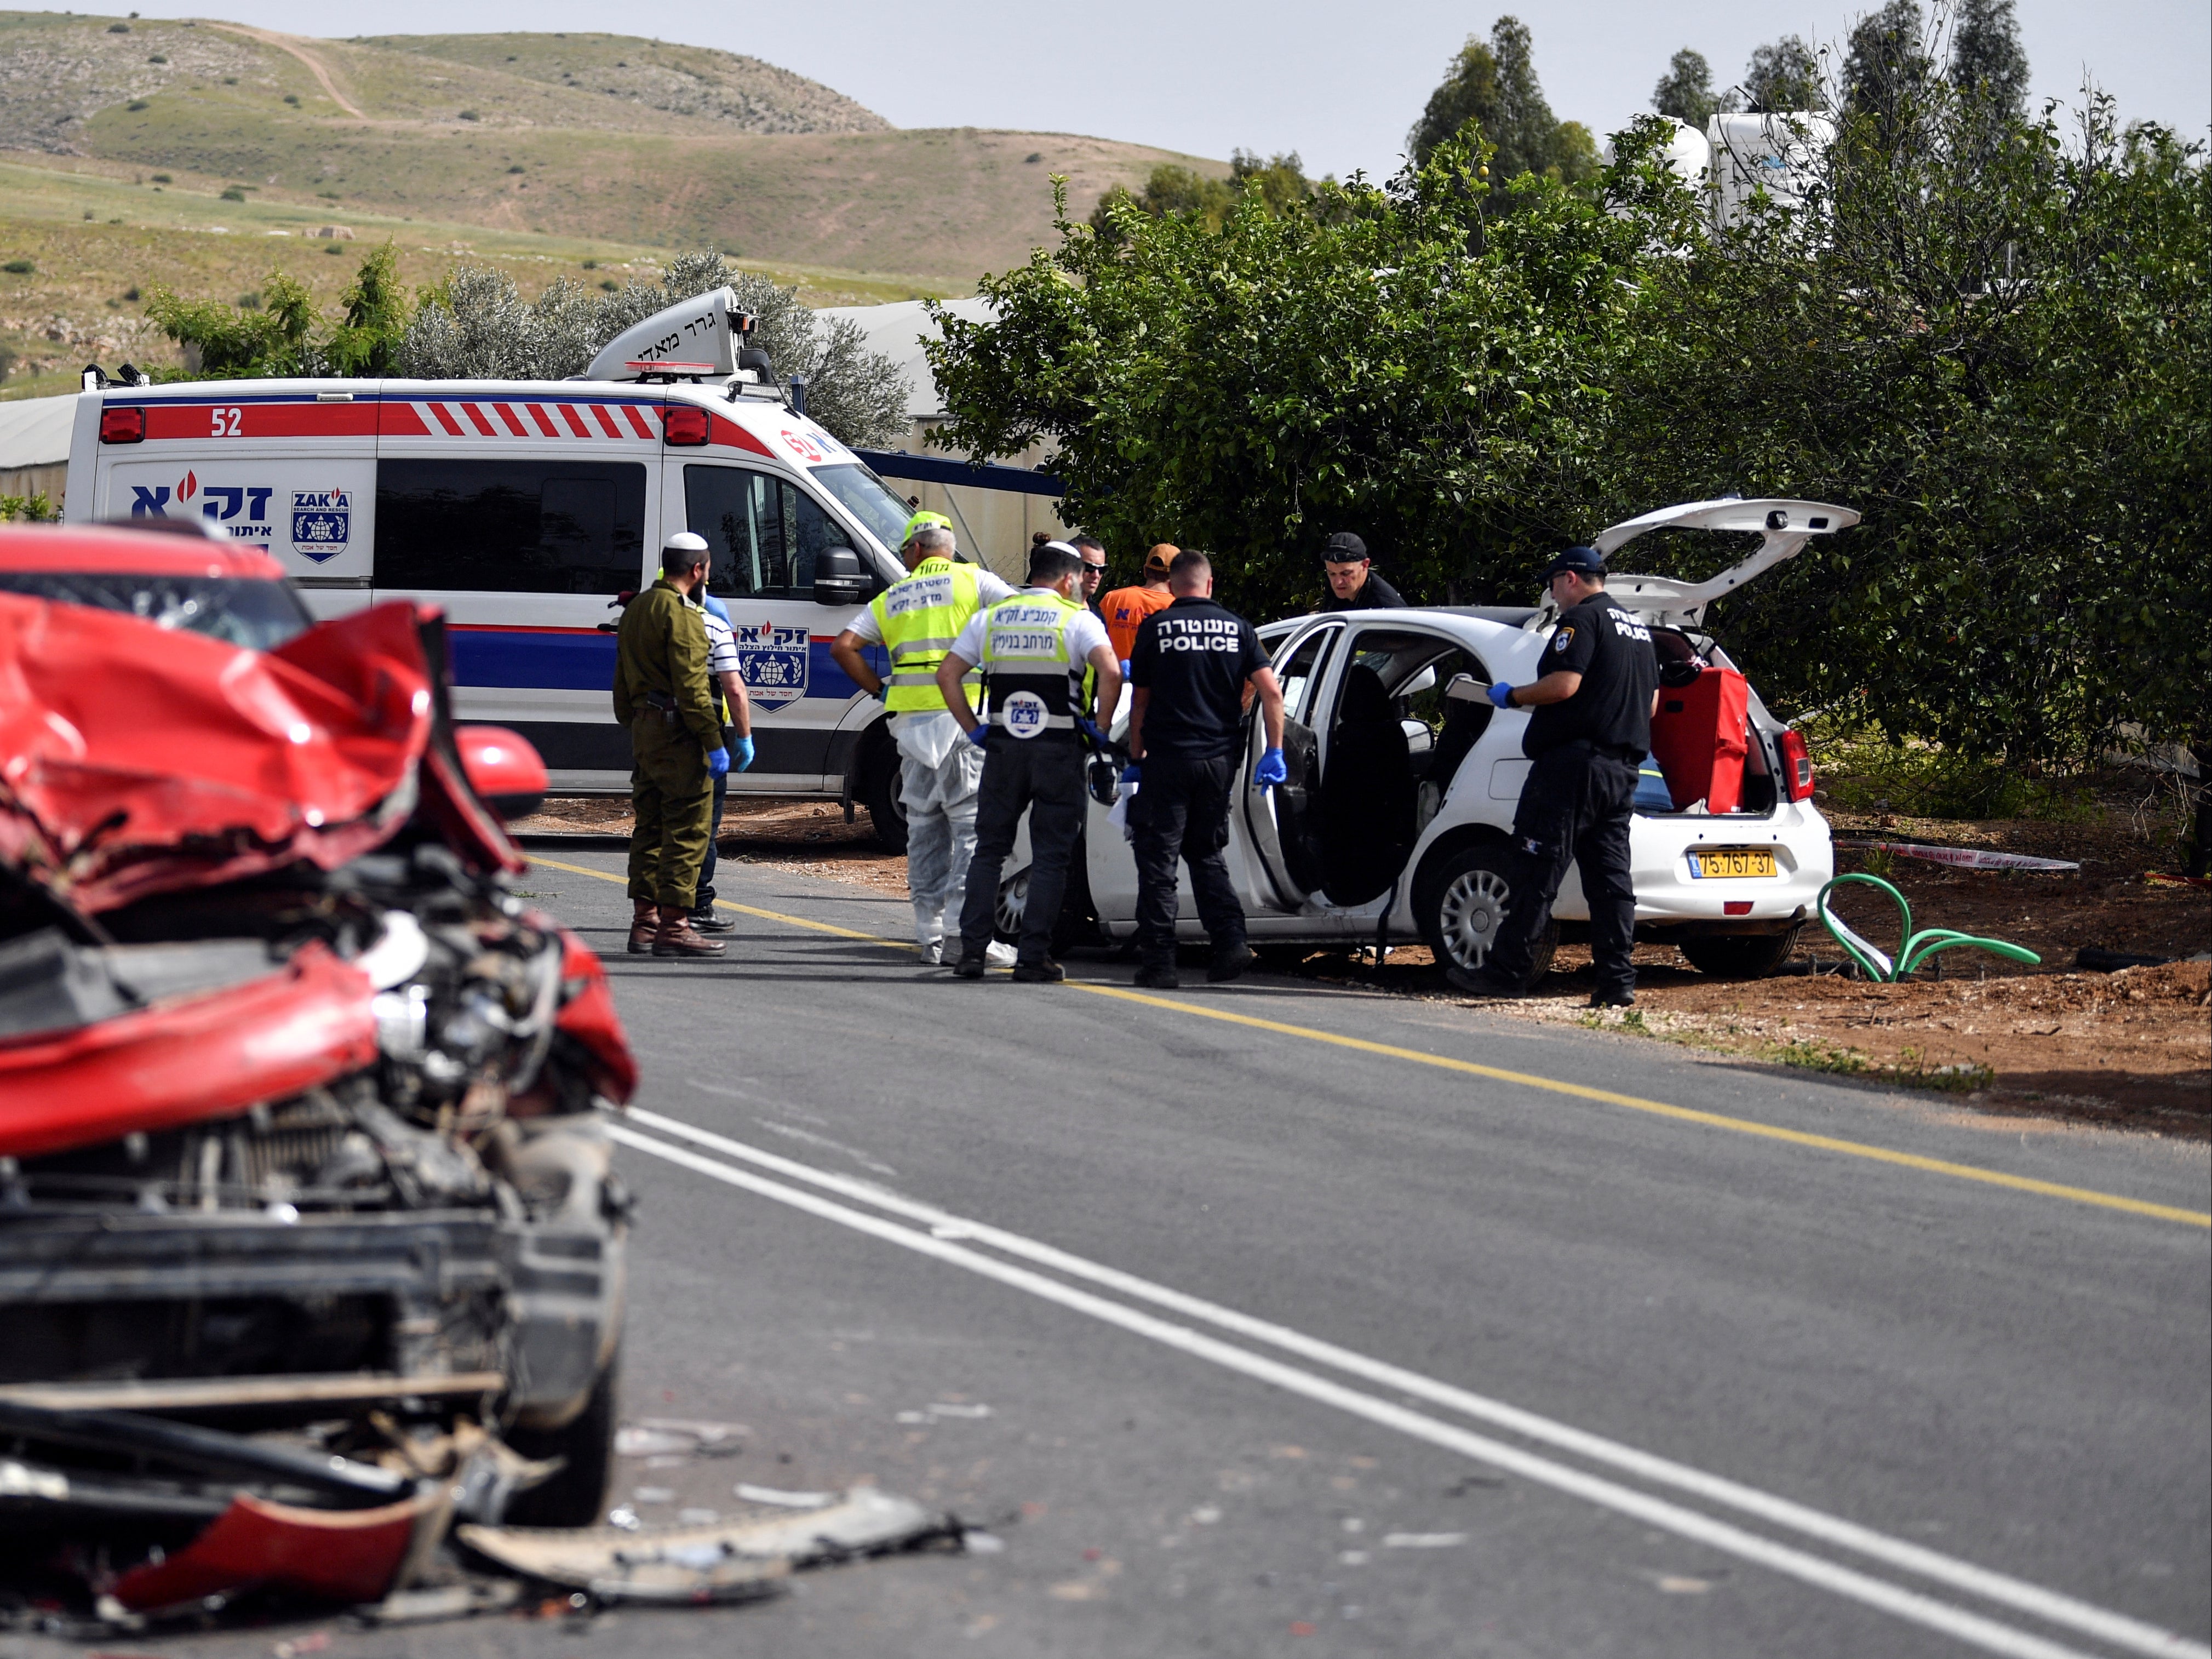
628,898,660,954
652,905,727,958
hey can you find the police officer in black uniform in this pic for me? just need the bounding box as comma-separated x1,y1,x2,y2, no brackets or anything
1125,551,1286,989
1453,545,1658,1007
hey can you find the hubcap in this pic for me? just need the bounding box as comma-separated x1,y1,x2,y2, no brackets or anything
1437,867,1510,970
995,871,1028,939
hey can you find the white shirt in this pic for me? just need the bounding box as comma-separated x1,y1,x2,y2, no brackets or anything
950,588,1111,671
692,601,740,678
844,564,1017,645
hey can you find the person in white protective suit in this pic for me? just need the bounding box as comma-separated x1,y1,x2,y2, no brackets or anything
830,517,1019,966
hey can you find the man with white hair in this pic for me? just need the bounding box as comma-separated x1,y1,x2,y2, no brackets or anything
830,513,1019,965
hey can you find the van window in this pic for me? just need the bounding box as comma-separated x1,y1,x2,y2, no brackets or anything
375,460,646,593
686,465,839,600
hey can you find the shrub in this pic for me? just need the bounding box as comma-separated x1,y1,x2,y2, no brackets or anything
127,99,148,111
150,172,170,183
458,109,480,122
3,259,35,274
219,186,245,202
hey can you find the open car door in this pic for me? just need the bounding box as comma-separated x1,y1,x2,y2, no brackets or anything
1237,619,1340,914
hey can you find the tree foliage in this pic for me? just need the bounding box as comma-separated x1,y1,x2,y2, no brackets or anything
1653,49,1727,127
398,250,906,445
929,93,2209,771
1090,151,1343,244
1949,0,2029,119
147,246,906,447
1407,16,1598,185
1743,36,1825,112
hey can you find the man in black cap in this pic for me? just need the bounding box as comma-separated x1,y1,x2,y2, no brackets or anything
1453,545,1658,1008
1319,531,1405,611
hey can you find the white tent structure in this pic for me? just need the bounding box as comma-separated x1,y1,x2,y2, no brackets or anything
817,298,1069,581
0,394,76,509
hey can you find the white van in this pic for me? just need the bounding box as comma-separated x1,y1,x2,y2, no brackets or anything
62,289,922,844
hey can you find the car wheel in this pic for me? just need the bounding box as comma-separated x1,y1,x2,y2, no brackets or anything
1680,926,1801,979
862,746,908,855
1414,843,1557,980
501,1358,618,1528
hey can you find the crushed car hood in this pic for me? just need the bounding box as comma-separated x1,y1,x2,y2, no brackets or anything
0,596,519,914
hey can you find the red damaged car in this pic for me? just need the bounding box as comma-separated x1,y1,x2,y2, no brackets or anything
0,525,638,1559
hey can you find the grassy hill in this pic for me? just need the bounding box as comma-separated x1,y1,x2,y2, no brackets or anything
0,12,1214,278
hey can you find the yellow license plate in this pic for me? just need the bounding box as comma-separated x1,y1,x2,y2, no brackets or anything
1693,848,1778,879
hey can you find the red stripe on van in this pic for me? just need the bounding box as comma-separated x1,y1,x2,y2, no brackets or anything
591,405,623,439
493,402,528,437
526,403,559,438
622,405,655,440
463,404,497,437
137,401,379,440
706,411,776,457
561,404,593,438
381,402,429,437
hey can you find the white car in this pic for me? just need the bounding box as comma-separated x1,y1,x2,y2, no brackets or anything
999,498,1854,980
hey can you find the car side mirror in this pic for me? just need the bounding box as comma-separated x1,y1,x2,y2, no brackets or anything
812,546,869,607
454,724,548,821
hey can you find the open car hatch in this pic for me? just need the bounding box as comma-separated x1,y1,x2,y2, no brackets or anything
1529,498,1861,630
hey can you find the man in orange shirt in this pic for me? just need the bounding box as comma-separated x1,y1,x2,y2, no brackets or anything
1101,544,1178,663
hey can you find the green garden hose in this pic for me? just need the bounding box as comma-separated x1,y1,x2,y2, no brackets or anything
1815,873,2043,983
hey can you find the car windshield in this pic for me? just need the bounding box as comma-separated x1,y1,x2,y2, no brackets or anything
0,570,313,651
809,463,915,558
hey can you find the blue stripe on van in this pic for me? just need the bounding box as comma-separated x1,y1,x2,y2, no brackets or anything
444,627,886,700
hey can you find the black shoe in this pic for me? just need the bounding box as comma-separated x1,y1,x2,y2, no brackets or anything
1207,942,1255,983
1011,958,1065,983
1447,964,1528,998
952,952,988,980
1132,963,1181,991
1590,988,1636,1009
687,907,737,934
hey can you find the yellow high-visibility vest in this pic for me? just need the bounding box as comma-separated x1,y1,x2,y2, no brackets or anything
870,557,986,713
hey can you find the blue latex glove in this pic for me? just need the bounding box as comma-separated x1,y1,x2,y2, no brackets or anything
1119,659,1132,680
1119,762,1142,788
1078,717,1105,747
1253,747,1287,789
1487,681,1516,709
872,683,888,703
729,735,755,773
966,724,991,750
706,746,731,779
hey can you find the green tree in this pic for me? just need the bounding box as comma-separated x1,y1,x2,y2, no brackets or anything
146,268,324,376
927,141,1665,618
1610,89,2209,788
1088,152,1338,245
1408,16,1595,184
1843,0,1933,130
1652,48,1724,127
1949,0,2029,119
328,242,409,375
1743,35,1825,111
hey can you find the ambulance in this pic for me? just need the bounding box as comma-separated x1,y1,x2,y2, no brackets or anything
61,289,921,844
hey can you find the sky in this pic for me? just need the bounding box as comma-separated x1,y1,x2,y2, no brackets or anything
118,0,2208,180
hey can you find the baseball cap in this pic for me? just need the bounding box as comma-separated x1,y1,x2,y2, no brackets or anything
1543,545,1607,578
1322,531,1368,563
1144,543,1178,577
900,510,954,545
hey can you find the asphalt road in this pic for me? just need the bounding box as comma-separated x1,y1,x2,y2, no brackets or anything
39,845,2209,1659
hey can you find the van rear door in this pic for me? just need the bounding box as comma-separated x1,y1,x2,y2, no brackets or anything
90,382,379,619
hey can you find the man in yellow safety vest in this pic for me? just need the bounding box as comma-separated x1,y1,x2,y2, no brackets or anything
936,541,1122,982
830,513,1020,964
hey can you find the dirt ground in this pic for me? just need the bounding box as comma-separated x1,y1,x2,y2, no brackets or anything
514,797,2210,1136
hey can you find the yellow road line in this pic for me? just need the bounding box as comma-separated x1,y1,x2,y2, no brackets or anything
531,854,2212,1231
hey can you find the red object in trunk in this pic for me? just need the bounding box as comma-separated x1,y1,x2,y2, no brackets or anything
0,942,377,1160
111,1488,436,1612
1648,667,1750,814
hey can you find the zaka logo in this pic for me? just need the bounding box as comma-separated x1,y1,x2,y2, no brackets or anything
125,472,273,541
735,620,810,711
290,488,351,562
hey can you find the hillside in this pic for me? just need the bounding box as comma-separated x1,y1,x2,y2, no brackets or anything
0,12,1216,281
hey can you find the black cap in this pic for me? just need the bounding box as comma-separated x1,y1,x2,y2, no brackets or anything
1323,531,1368,563
1543,545,1607,579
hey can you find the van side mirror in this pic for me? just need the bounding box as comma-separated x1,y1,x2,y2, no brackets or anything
812,546,869,607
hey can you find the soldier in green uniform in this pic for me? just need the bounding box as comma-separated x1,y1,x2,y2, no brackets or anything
614,533,731,959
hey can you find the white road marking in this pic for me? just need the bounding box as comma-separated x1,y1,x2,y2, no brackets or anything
632,1105,2202,1659
612,1115,2206,1659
